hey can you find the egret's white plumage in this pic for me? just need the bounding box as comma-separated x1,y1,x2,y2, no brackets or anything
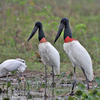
39,42,60,75
63,40,94,81
0,58,27,77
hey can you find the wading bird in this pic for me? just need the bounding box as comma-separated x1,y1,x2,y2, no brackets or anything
0,58,27,77
27,21,60,88
54,18,94,95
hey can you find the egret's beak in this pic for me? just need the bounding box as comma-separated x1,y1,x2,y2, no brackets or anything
27,26,38,41
54,23,64,43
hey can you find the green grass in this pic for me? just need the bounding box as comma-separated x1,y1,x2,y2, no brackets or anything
0,0,100,77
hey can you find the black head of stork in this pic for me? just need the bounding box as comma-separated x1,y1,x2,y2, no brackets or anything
27,21,45,42
54,18,72,43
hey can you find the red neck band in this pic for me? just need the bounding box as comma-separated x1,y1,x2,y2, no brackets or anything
40,37,47,43
64,36,75,43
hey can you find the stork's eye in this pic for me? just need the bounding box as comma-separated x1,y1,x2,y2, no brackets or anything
22,61,25,63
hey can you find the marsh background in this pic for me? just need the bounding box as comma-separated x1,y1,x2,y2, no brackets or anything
0,0,100,78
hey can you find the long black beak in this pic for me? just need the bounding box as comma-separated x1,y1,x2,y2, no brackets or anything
54,23,64,43
27,26,38,41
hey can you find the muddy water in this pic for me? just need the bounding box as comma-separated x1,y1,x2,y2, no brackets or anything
0,72,72,100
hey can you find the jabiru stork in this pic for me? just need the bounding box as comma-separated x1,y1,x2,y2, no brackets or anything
27,21,60,88
54,18,94,95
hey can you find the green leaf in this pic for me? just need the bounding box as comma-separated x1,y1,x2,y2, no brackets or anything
68,96,77,100
0,88,2,94
3,98,10,100
7,81,11,88
97,91,100,96
95,77,100,87
89,89,98,96
75,90,83,96
82,93,88,98
77,83,85,89
41,83,46,88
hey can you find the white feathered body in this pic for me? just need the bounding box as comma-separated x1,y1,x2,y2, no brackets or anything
0,59,27,77
39,42,60,75
63,40,94,81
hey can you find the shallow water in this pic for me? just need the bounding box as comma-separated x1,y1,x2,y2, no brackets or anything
0,72,84,100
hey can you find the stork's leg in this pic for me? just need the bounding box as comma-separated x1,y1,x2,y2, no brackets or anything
52,66,55,88
81,67,89,89
70,67,77,95
52,88,54,97
44,65,47,97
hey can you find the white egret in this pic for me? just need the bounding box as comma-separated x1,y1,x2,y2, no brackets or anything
0,58,27,77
